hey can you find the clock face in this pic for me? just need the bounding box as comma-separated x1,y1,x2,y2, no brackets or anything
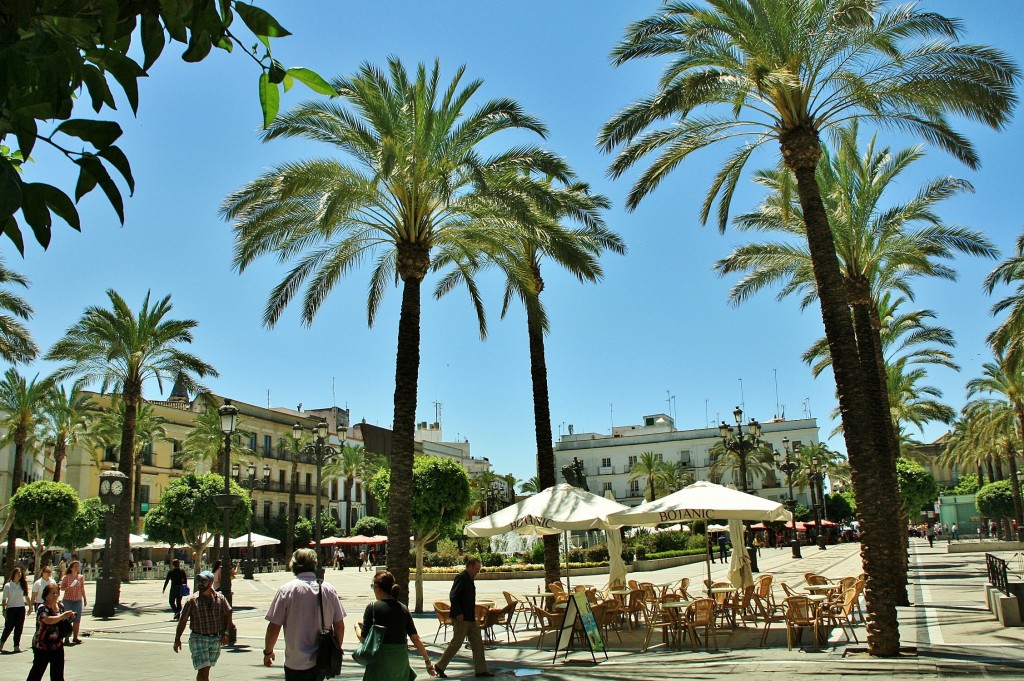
99,480,111,495
111,480,124,496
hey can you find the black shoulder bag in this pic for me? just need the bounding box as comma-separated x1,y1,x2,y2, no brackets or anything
316,580,343,678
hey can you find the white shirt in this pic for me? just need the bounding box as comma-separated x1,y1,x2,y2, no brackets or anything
32,577,55,604
3,581,27,609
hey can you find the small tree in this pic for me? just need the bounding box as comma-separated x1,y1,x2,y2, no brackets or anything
352,516,387,537
143,473,250,570
977,480,1016,521
369,457,471,612
824,493,854,523
951,474,981,496
10,481,79,575
293,509,339,549
56,497,104,552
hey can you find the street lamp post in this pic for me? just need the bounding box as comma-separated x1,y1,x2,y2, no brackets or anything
233,462,270,579
216,401,241,606
774,438,802,559
92,468,128,618
293,420,346,578
808,456,827,551
719,406,762,572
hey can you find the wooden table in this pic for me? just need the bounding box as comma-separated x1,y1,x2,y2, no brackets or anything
658,600,694,650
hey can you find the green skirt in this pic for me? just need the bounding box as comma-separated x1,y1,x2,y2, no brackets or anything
361,643,416,681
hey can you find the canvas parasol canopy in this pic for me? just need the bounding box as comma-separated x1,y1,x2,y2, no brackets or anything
607,481,791,594
229,532,281,548
316,535,387,546
464,483,629,588
84,533,151,550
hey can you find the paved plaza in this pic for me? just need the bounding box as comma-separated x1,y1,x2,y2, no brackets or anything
2,538,1022,679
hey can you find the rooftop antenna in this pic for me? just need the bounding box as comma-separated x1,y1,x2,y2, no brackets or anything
738,377,745,412
774,369,781,419
433,400,442,425
332,377,336,406
267,389,270,409
705,398,709,428
610,403,614,433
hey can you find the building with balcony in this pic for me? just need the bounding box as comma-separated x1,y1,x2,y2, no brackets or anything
554,412,819,508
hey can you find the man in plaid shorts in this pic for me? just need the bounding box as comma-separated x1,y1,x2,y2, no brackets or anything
173,570,232,681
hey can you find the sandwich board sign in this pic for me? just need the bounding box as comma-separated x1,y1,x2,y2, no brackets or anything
553,591,607,663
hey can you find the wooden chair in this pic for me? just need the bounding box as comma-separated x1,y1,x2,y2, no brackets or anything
594,599,623,643
676,577,691,600
548,581,569,604
639,582,659,618
751,574,777,621
532,604,565,649
710,581,735,629
483,602,517,643
780,581,800,598
729,583,758,625
433,601,452,643
817,587,859,644
642,593,681,651
585,587,601,605
804,572,830,586
620,588,648,629
627,579,640,590
502,591,529,629
758,595,789,647
682,598,718,650
783,596,820,650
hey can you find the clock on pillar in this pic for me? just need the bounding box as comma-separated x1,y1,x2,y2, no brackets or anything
93,468,129,618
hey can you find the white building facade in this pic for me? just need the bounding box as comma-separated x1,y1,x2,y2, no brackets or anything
554,412,819,508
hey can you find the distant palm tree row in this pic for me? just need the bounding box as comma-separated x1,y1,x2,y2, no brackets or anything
1,1,1022,659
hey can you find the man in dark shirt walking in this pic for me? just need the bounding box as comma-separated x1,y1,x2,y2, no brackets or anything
163,559,188,620
435,557,492,678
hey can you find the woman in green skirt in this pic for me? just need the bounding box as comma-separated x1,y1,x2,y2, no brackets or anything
357,571,436,681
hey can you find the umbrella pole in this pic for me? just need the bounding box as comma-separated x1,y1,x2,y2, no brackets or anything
706,536,713,597
563,530,570,591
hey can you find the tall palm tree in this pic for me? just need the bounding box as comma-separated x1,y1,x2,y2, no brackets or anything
716,122,993,607
518,476,542,495
178,397,254,474
322,443,371,533
965,355,1024,530
657,461,694,497
45,290,217,582
599,1,1018,655
280,430,310,560
0,256,37,364
628,452,670,502
0,369,53,575
38,383,95,483
986,230,1024,366
89,399,169,532
222,58,573,599
437,177,622,585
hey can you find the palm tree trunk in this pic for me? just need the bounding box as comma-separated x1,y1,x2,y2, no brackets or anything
987,457,997,483
525,285,562,587
133,455,143,532
52,442,66,483
853,294,910,606
345,476,354,535
110,389,140,585
389,268,425,605
781,126,901,656
3,438,26,576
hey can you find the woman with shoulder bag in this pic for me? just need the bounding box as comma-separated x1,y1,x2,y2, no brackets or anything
27,583,73,681
356,571,435,680
58,561,86,644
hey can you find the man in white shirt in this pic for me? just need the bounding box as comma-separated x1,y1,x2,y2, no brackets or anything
31,565,56,612
263,549,346,681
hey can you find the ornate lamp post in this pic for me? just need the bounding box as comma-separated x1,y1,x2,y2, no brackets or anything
92,468,129,618
719,406,762,572
293,420,345,578
216,401,241,605
808,456,827,551
774,438,802,559
233,462,270,579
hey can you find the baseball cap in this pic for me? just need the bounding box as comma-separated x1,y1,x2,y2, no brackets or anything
196,570,215,584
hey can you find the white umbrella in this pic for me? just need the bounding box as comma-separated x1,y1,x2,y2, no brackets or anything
84,533,150,550
465,483,629,588
607,481,790,595
606,481,792,526
229,532,281,549
727,518,754,589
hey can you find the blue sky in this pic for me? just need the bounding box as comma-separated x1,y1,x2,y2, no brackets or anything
11,1,1024,485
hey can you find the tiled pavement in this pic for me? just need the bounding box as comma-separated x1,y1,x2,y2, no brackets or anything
2,538,1022,679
